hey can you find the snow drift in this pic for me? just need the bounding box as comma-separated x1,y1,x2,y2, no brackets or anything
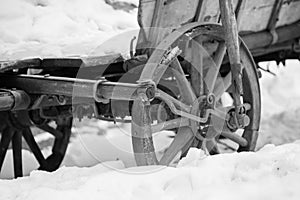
1,141,300,200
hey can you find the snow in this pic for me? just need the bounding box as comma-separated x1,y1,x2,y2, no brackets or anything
64,120,175,168
257,60,300,149
1,142,300,200
0,0,139,60
1,0,300,199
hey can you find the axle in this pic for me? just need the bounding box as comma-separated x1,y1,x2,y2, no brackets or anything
0,90,30,111
0,74,156,112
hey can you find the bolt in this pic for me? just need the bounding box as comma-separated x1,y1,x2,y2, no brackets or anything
207,94,215,105
238,106,246,115
257,69,262,78
145,86,155,100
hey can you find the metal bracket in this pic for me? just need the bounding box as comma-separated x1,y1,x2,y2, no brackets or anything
93,78,110,103
293,38,300,53
226,103,251,131
31,95,68,110
267,0,283,45
270,29,279,45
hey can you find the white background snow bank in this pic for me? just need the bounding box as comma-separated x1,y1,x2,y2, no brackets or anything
257,60,300,149
0,0,139,60
1,142,300,200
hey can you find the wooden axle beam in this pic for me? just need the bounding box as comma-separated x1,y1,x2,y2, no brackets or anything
0,74,155,109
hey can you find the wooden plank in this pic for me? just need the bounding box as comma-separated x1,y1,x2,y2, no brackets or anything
197,0,221,23
136,0,300,52
147,0,166,49
137,0,156,40
0,54,124,73
0,128,14,173
0,74,155,103
276,0,300,27
137,0,242,48
137,0,199,47
155,0,199,46
0,58,41,73
197,0,241,22
238,0,276,32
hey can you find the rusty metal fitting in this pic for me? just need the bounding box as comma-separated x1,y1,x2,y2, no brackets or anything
93,77,110,103
137,79,157,101
11,90,31,110
231,63,244,95
206,93,216,107
145,85,156,100
0,89,31,111
136,87,156,104
226,110,250,131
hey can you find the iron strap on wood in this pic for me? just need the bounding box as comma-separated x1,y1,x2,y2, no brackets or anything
267,0,284,44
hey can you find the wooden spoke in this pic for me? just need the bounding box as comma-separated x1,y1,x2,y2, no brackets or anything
181,138,198,158
221,130,248,147
40,118,72,172
22,127,46,168
52,121,72,156
207,110,248,147
37,124,63,139
0,111,72,177
200,113,223,155
151,117,189,133
171,58,196,104
132,99,158,165
0,128,14,172
202,139,220,155
213,42,227,69
213,73,232,100
159,126,194,165
190,38,204,96
205,42,227,92
12,131,23,178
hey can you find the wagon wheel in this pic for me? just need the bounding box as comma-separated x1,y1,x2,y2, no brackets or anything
131,24,261,166
0,110,72,178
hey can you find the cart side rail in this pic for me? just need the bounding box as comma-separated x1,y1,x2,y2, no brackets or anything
136,0,300,51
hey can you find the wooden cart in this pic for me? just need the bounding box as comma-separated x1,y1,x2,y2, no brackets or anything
0,0,300,178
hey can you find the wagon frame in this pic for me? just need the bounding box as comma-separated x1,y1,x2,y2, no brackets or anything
0,0,300,178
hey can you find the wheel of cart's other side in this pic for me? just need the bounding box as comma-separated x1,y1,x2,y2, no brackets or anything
131,24,261,166
0,110,72,178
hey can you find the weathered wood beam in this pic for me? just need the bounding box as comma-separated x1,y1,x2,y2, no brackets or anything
0,74,155,105
242,20,300,50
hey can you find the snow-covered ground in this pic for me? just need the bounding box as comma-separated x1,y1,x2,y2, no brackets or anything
1,0,300,199
1,142,300,200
